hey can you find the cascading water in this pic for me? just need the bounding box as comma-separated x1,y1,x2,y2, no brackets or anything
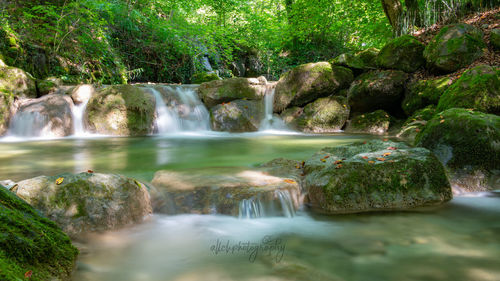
71,85,93,136
238,189,296,219
239,198,266,219
275,189,295,218
259,85,288,131
149,88,180,134
8,111,50,137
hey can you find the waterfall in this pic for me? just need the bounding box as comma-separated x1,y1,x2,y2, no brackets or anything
275,189,295,218
239,198,265,219
238,189,296,219
149,88,180,134
259,85,288,131
71,85,93,136
8,111,51,137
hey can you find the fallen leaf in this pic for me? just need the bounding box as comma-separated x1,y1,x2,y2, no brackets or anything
368,161,375,164
383,139,388,142
334,160,343,165
440,115,443,119
301,161,305,167
362,156,369,159
440,119,445,123
55,177,64,185
25,270,33,278
363,141,367,144
295,165,301,169
335,164,342,169
387,147,397,150
284,179,296,184
244,106,248,109
343,104,347,108
87,170,94,173
383,152,392,157
376,158,386,161
324,155,330,159
320,159,326,162
415,128,421,132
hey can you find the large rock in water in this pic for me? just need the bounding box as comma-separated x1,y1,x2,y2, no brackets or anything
13,172,152,237
436,65,500,114
0,92,14,136
0,65,37,97
376,35,425,73
397,105,436,141
0,187,78,281
274,62,353,112
304,140,452,214
423,24,485,73
197,77,267,108
210,99,264,132
345,110,391,134
402,76,452,116
85,85,155,136
415,108,500,191
9,94,74,137
151,168,301,217
347,70,408,114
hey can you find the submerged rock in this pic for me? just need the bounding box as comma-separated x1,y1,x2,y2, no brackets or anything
274,62,353,112
424,24,485,73
197,77,267,108
210,99,264,132
0,65,37,97
345,110,391,134
415,108,500,191
14,172,152,237
0,186,78,281
377,35,425,73
402,76,452,116
304,140,452,214
85,85,155,136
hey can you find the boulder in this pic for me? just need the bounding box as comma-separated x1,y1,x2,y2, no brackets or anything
491,28,500,50
377,35,425,73
274,62,353,112
0,92,14,136
197,77,267,108
210,99,264,132
345,110,391,134
436,65,500,114
151,169,301,217
0,187,78,281
284,96,349,133
347,70,408,114
0,65,37,97
423,24,485,73
85,85,155,136
37,77,63,96
70,84,95,105
402,76,452,116
8,94,74,137
191,72,220,84
415,108,500,191
304,140,452,214
397,105,436,141
14,172,152,237
356,48,380,69
331,48,379,73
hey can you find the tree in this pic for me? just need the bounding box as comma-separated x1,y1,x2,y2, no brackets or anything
381,0,403,34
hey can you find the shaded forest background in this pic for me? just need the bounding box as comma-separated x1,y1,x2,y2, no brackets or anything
0,0,497,84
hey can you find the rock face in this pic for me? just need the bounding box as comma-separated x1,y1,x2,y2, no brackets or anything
151,169,301,217
347,70,408,114
9,94,74,137
491,28,500,50
397,105,436,141
37,77,63,96
304,140,452,214
376,35,425,73
71,84,95,105
274,62,353,112
0,65,37,97
345,110,391,134
14,172,152,237
0,187,78,281
85,85,155,136
424,24,485,73
436,65,500,114
415,108,500,191
210,99,264,132
402,76,452,116
197,77,267,108
0,92,14,136
283,96,350,133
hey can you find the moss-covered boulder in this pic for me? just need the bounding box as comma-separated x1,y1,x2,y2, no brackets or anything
14,172,152,237
0,187,78,281
210,99,264,132
0,92,14,136
397,105,436,141
0,66,37,98
345,110,391,134
423,24,485,73
37,77,63,96
8,94,74,137
151,169,301,217
284,96,350,133
191,72,221,84
436,65,500,114
274,62,353,112
491,28,500,50
377,35,425,73
331,49,379,73
347,70,408,114
402,76,452,115
415,108,499,191
304,140,452,214
198,77,267,108
85,85,155,136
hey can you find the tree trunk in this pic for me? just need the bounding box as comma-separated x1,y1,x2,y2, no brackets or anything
405,0,421,27
381,0,403,34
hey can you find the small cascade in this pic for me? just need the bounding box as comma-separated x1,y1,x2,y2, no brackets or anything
259,85,288,131
238,189,296,219
275,189,295,218
149,88,180,134
71,85,93,136
8,111,50,137
239,198,265,219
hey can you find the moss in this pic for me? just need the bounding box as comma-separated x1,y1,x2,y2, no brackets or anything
295,96,349,132
491,28,500,50
191,72,220,84
198,78,263,108
397,105,437,141
0,92,14,136
376,35,425,73
0,187,78,281
346,110,390,134
402,76,452,115
436,65,500,114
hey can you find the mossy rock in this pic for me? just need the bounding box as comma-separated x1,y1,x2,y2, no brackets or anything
356,48,379,68
0,187,78,281
402,76,452,115
289,96,349,133
436,65,500,114
397,105,437,141
423,24,485,73
14,172,152,237
0,66,37,98
491,29,500,50
197,77,266,108
377,35,425,73
210,99,264,132
331,48,379,73
274,62,353,112
191,72,220,84
347,70,408,114
36,77,63,96
85,85,155,136
304,140,452,214
345,110,391,134
0,92,14,136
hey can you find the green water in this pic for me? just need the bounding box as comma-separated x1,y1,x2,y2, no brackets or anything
1,133,499,281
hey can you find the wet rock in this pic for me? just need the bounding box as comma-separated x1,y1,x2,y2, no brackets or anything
397,105,436,141
198,77,267,108
210,99,264,132
377,35,425,73
402,76,452,116
0,91,14,136
191,72,220,84
0,65,37,97
37,77,63,96
345,110,391,135
70,84,95,105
